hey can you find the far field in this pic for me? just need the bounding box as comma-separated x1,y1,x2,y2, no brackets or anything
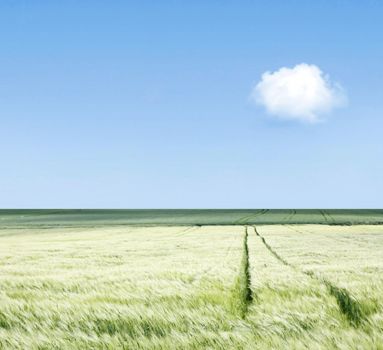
0,211,382,349
1,209,383,226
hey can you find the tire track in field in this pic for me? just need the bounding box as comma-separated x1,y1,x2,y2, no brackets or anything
229,226,253,318
163,226,199,239
320,210,335,224
234,210,263,225
188,226,254,321
281,209,297,224
253,226,289,266
188,226,253,319
174,225,200,237
323,210,335,223
234,209,269,225
284,224,312,235
253,225,367,327
319,210,329,224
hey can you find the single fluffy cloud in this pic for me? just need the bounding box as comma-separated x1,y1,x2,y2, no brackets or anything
251,63,347,122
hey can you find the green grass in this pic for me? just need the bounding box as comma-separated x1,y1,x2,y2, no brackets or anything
0,223,382,349
0,209,382,227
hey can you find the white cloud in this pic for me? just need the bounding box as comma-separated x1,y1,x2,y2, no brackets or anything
251,63,347,122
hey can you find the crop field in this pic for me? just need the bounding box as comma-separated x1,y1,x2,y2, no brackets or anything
1,209,383,227
0,216,382,349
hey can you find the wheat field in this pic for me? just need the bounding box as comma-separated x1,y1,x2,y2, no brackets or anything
0,224,382,349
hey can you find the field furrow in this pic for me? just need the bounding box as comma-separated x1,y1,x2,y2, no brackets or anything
242,226,352,348
256,224,383,347
254,226,366,327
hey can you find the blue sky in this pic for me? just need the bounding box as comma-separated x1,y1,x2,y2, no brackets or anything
1,1,382,208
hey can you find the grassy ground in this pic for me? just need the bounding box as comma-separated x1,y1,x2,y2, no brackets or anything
0,209,382,227
250,225,383,348
0,224,382,349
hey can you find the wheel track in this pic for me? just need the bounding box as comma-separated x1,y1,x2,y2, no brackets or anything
282,209,297,224
324,210,335,223
234,209,269,225
253,225,367,327
320,210,335,224
229,226,253,318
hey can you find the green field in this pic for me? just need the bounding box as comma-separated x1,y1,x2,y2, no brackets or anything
1,209,383,226
0,211,382,349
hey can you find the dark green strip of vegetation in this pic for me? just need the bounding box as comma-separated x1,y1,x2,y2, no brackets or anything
229,227,253,318
0,209,382,227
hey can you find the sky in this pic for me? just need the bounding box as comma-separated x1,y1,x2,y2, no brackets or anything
1,1,382,208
